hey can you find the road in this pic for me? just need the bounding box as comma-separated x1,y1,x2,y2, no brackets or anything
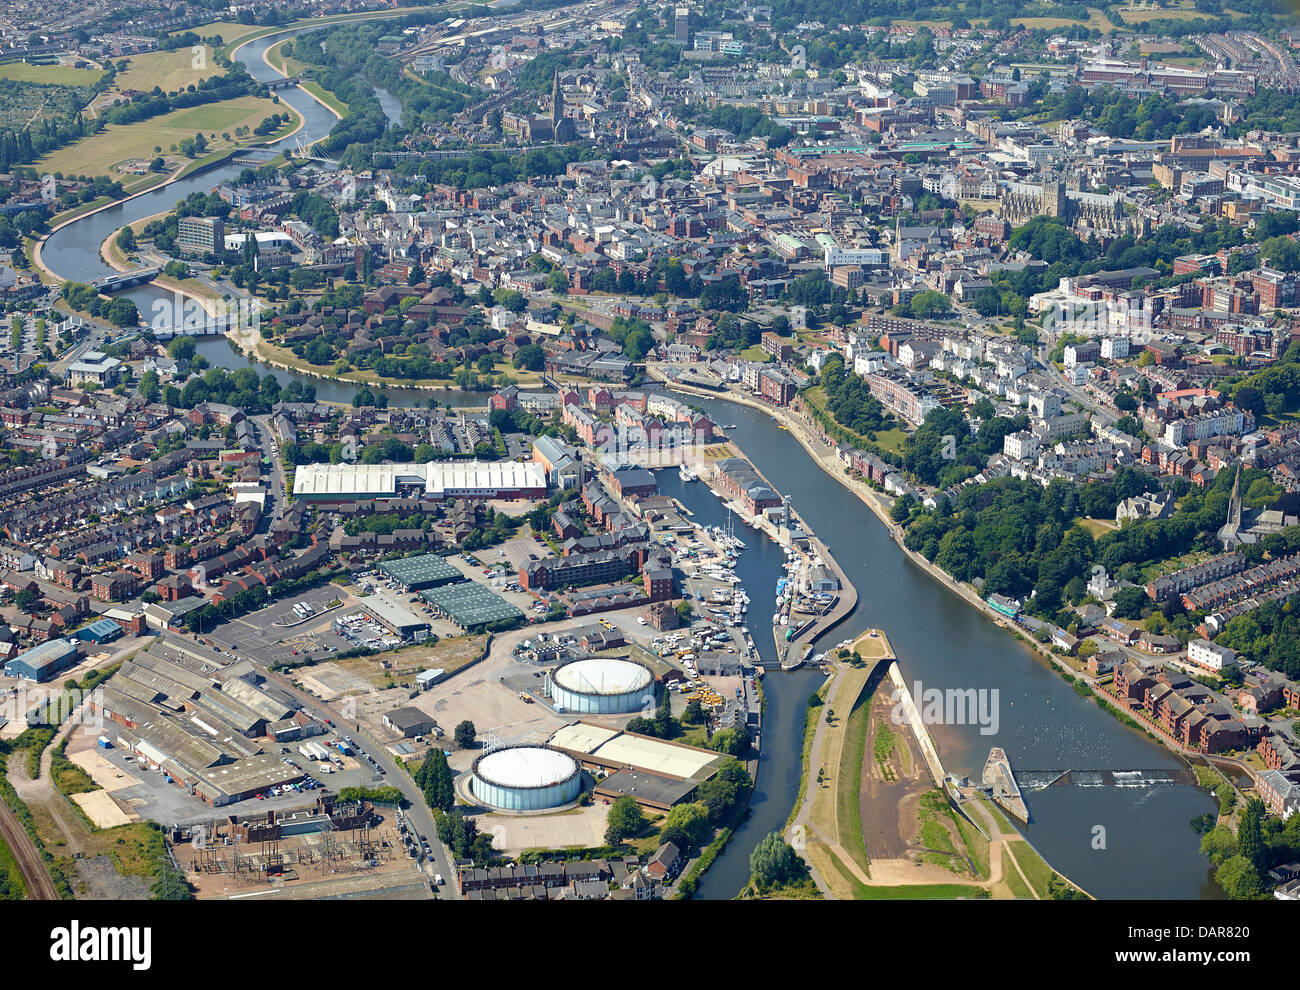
251,415,289,525
260,668,460,898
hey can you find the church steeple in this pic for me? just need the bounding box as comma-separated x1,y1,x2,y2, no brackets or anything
1229,463,1243,529
551,67,563,129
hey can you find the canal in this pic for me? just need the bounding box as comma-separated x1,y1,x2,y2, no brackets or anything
685,395,1222,900
654,467,824,900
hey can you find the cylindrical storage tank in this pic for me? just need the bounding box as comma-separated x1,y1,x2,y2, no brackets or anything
471,745,582,811
550,657,654,715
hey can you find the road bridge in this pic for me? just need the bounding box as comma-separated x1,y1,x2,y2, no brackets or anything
91,266,159,292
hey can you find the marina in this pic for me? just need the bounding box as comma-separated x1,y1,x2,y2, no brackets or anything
678,392,1222,900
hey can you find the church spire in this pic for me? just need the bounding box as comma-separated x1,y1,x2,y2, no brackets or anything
551,67,562,129
1229,463,1243,528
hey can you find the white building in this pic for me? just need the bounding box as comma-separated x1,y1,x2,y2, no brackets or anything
1003,430,1040,461
1100,335,1130,359
1187,638,1237,671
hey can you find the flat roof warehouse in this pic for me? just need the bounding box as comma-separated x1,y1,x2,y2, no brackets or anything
292,460,547,502
421,581,523,631
352,591,430,639
377,553,462,590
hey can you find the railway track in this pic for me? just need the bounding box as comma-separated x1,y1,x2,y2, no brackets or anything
0,794,58,899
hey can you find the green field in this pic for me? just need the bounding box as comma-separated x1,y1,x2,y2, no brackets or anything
264,40,308,76
300,81,348,118
36,96,299,179
0,61,104,86
1116,3,1245,23
114,48,220,94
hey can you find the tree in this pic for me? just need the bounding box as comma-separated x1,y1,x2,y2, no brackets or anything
907,289,951,320
453,720,477,749
683,698,705,724
416,748,454,812
749,831,809,892
1233,385,1265,419
1111,585,1149,619
546,269,568,294
14,589,36,612
137,368,161,404
709,726,751,758
1214,854,1263,900
660,801,710,851
168,336,196,362
115,225,136,252
1237,797,1265,871
604,794,644,844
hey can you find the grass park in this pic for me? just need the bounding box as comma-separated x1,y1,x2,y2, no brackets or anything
112,47,221,94
35,95,300,183
0,61,105,86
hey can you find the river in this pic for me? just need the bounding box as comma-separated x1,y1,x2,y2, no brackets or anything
685,395,1222,900
36,24,1220,901
40,26,486,408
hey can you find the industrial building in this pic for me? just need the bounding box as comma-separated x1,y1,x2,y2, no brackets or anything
352,591,431,641
87,639,310,806
74,617,123,645
549,722,724,784
4,638,79,682
420,581,523,631
383,706,438,738
376,553,462,590
292,460,547,503
548,658,654,715
470,745,583,812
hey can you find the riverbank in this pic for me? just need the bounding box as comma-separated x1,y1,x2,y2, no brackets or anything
32,137,300,288
98,214,227,322
254,33,344,124
655,373,1215,766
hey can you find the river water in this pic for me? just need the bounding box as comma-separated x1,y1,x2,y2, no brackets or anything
41,27,486,408
686,396,1221,900
37,25,1220,901
654,467,823,900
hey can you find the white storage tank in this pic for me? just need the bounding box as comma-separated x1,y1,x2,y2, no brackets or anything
470,745,582,812
549,657,654,715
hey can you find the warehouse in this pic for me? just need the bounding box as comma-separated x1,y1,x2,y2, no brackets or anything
548,658,654,715
74,617,123,645
181,753,306,806
383,706,438,738
549,722,724,782
4,638,79,682
377,553,462,591
593,768,698,812
470,745,583,812
420,581,522,631
354,591,431,641
292,460,547,503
